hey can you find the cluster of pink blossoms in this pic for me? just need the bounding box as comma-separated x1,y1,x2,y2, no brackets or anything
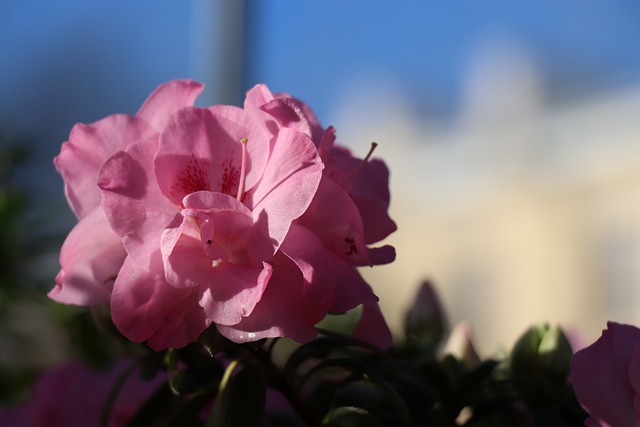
50,80,396,350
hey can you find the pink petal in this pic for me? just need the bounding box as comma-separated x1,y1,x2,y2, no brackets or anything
281,223,377,314
182,190,271,265
259,97,313,139
49,207,126,306
245,128,323,250
366,245,396,265
243,84,275,113
111,254,210,350
98,139,179,257
317,126,336,161
199,261,272,326
55,114,155,219
352,301,392,350
216,253,325,343
325,146,397,244
274,93,325,145
154,106,270,205
160,212,210,288
585,418,609,427
296,176,370,266
570,322,640,426
629,344,640,417
0,360,169,427
136,79,204,131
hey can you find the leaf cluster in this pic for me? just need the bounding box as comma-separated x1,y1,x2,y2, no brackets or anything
101,299,588,427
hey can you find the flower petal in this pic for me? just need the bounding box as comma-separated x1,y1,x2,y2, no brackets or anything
281,223,377,313
259,97,313,139
199,261,272,326
136,79,204,131
110,254,210,350
245,128,323,251
352,301,392,350
570,322,640,427
55,114,155,219
49,207,126,306
325,146,397,244
216,253,324,343
296,176,370,265
98,139,179,258
155,106,271,205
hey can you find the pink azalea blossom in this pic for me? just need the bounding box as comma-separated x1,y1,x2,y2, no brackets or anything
0,360,166,427
51,80,204,305
235,85,397,347
569,321,640,427
51,80,396,350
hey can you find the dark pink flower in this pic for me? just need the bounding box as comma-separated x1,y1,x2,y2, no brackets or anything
52,81,395,350
0,360,166,427
570,321,640,427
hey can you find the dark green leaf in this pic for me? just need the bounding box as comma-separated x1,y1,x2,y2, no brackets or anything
283,338,335,382
207,362,266,427
284,331,383,384
198,325,232,356
302,358,410,424
169,369,204,396
323,406,385,427
166,388,217,427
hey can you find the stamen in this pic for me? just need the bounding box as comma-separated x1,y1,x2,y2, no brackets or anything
236,138,248,200
341,142,378,185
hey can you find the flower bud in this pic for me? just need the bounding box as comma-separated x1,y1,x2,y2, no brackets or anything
404,281,447,351
443,321,480,369
511,323,572,379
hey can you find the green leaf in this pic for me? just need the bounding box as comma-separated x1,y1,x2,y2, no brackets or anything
207,362,266,427
302,357,410,425
317,329,385,354
166,388,217,427
169,369,203,396
283,338,336,382
284,331,383,384
323,406,385,427
457,360,499,404
198,325,233,356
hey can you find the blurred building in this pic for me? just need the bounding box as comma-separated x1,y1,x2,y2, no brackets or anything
336,44,640,355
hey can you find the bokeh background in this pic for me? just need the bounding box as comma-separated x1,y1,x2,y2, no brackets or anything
2,0,640,368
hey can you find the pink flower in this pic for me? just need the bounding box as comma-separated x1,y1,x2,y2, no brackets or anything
0,360,166,427
232,86,397,348
51,80,204,305
52,81,396,350
569,321,640,427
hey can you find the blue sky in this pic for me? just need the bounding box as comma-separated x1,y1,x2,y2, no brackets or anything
2,1,640,193
246,1,640,121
